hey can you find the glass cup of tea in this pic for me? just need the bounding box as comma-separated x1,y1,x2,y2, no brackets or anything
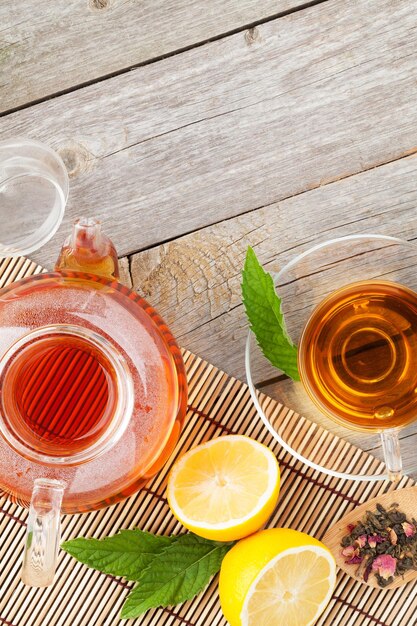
246,234,417,482
0,138,68,256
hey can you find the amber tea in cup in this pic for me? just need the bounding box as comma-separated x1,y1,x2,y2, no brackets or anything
298,279,417,433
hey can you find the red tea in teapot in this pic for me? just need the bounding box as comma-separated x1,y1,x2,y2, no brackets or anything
1,333,118,455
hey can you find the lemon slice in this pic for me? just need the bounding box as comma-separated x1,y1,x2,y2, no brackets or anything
167,435,280,541
219,528,336,626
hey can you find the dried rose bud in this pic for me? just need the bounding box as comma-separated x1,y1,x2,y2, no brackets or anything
347,555,362,565
341,545,357,559
341,545,363,565
402,522,416,538
372,555,397,580
389,528,398,546
368,534,384,548
347,524,356,533
355,535,367,548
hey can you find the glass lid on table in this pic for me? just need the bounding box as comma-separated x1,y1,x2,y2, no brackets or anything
246,235,417,482
0,138,69,256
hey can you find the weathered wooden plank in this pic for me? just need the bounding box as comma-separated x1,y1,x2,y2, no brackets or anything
3,0,417,270
117,257,132,288
0,0,306,113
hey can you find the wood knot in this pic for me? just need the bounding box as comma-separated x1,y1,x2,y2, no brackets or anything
245,27,261,46
89,0,110,10
57,142,94,179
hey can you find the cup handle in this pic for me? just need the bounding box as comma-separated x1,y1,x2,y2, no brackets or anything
380,429,403,482
21,478,65,587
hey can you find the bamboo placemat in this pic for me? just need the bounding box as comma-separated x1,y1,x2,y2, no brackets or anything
0,256,416,626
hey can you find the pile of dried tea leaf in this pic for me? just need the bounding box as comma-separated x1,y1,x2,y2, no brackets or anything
340,503,417,587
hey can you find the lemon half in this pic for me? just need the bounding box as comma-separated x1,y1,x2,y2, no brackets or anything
219,528,336,626
167,435,280,541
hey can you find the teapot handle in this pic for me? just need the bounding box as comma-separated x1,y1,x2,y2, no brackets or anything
21,478,65,587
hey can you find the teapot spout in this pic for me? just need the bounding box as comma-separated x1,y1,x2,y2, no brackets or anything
55,218,119,279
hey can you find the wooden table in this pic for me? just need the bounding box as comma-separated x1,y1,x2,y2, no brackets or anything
2,0,417,476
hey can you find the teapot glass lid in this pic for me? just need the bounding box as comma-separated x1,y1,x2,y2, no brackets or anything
0,139,68,257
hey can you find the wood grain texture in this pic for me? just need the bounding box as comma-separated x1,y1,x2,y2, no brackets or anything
0,0,307,113
117,256,132,288
3,0,417,270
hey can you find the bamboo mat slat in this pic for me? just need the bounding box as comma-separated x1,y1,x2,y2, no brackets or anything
0,257,416,626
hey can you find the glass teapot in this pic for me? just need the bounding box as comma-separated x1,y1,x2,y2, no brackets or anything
0,218,187,587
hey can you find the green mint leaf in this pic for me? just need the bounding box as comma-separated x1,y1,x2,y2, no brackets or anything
120,534,234,618
61,530,175,580
242,246,300,380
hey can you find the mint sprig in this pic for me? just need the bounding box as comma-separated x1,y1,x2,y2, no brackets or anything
61,530,234,619
242,246,300,380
